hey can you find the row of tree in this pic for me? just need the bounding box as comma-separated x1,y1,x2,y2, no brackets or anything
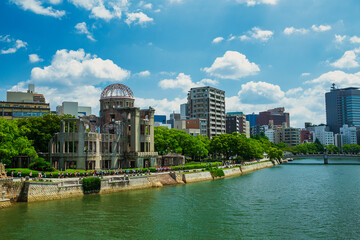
279,138,360,155
154,127,283,161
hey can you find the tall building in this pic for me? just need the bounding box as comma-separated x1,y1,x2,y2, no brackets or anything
1,84,50,119
187,86,225,138
56,101,91,118
246,113,259,129
326,85,360,133
256,107,290,128
180,103,188,119
226,112,247,136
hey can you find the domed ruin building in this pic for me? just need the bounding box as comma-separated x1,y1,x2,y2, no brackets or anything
49,84,157,170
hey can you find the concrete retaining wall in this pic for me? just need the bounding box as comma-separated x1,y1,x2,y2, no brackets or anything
182,171,213,183
223,168,242,177
25,182,83,202
241,161,274,174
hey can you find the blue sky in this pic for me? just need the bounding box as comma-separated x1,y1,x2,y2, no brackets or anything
1,0,360,127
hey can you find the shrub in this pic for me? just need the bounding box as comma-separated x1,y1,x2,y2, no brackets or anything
82,177,101,193
209,167,224,178
29,157,54,171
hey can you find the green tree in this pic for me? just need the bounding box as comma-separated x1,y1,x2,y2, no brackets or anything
16,113,75,153
0,118,37,165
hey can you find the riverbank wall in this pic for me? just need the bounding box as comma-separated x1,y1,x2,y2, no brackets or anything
1,161,279,206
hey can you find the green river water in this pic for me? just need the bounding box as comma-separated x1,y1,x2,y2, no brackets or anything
1,158,360,239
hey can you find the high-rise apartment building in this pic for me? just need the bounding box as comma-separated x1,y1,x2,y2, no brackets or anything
187,86,225,138
325,85,360,133
256,107,290,128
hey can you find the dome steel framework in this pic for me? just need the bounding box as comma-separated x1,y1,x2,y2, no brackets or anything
100,83,134,99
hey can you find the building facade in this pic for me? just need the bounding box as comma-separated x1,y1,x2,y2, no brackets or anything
180,103,188,120
56,101,91,118
226,112,247,136
300,130,313,143
256,107,290,128
326,85,360,133
49,83,158,170
1,84,50,120
274,127,300,147
246,113,259,129
187,86,225,138
339,124,357,145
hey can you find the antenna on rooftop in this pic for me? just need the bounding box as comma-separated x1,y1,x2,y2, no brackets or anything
331,83,336,90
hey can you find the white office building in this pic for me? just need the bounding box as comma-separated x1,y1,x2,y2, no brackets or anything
56,101,91,118
340,124,357,145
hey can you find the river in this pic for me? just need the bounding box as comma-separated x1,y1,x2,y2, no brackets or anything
1,158,360,239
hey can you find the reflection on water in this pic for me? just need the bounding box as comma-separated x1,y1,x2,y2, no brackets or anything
1,159,360,239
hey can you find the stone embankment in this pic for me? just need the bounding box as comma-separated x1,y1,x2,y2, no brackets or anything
0,160,280,207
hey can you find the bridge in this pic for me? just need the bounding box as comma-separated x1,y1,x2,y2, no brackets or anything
284,153,360,165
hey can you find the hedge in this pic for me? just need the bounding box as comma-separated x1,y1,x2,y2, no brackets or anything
82,177,101,194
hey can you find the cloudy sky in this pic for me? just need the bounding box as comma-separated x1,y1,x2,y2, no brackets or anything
1,0,360,127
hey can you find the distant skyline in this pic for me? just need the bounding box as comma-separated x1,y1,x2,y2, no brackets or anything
1,0,360,127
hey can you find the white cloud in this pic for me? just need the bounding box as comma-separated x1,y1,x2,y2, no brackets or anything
284,24,332,35
125,12,153,26
330,49,360,69
248,27,273,41
69,0,127,21
283,27,309,35
301,73,310,77
1,39,27,55
75,22,96,41
138,1,152,9
235,27,273,42
305,70,360,87
238,81,285,104
311,24,331,32
31,49,130,85
158,73,195,92
350,36,360,44
168,0,184,4
158,73,218,92
135,97,187,116
202,51,260,80
335,34,346,43
199,78,218,85
136,70,151,77
11,0,65,18
212,37,224,44
29,54,43,63
236,0,278,6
